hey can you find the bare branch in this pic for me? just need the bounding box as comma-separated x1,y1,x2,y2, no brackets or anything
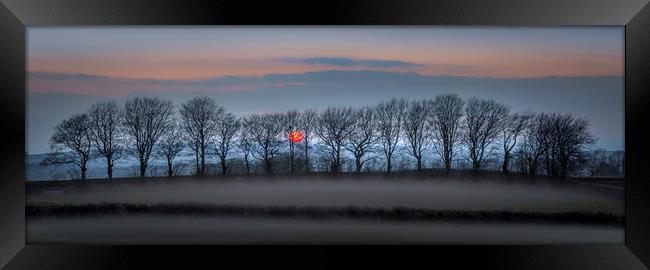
428,94,464,174
45,113,94,180
123,96,175,178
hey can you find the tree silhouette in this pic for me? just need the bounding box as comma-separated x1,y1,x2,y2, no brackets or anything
44,114,94,180
375,98,407,174
248,113,285,174
544,113,594,179
238,118,255,175
179,96,223,176
215,113,240,175
298,109,318,172
283,110,300,173
501,112,531,175
428,94,464,175
402,100,430,172
88,100,123,179
123,97,174,178
462,98,509,172
344,106,378,173
43,94,605,180
315,106,356,173
158,119,185,177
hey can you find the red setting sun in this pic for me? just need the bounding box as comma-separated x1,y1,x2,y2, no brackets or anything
289,131,303,143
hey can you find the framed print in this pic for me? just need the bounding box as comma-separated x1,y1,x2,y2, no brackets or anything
1,0,649,269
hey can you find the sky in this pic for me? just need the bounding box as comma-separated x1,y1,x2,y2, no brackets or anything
26,27,624,154
28,27,623,80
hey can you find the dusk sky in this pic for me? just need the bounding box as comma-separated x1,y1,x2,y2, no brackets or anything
27,27,624,154
29,27,623,80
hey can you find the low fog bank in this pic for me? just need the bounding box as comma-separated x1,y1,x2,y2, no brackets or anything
27,177,623,214
27,216,624,244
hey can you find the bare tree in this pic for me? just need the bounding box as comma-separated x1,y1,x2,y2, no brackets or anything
238,118,255,175
215,113,240,175
463,98,509,172
428,94,465,175
43,114,94,180
88,100,123,179
545,113,594,179
123,97,174,178
541,117,559,177
315,106,356,173
517,112,593,179
344,106,378,173
298,109,318,172
283,110,300,173
157,119,185,177
179,96,223,176
248,113,285,174
375,98,407,174
402,100,430,172
501,112,531,175
519,113,548,175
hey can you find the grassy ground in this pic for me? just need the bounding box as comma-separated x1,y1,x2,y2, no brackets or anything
26,175,624,244
27,175,624,215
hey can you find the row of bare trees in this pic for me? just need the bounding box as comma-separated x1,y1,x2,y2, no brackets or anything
45,94,603,180
511,113,596,178
45,98,177,179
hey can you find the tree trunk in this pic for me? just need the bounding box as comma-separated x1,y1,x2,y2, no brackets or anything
80,166,87,180
386,156,392,174
265,158,272,174
444,149,452,175
416,156,422,172
472,161,481,175
502,152,510,175
244,155,250,175
167,159,173,177
355,156,362,173
194,147,200,176
289,140,295,174
559,158,569,180
107,159,113,179
220,158,227,175
444,159,451,176
139,161,146,178
200,145,206,176
304,143,310,172
334,147,341,173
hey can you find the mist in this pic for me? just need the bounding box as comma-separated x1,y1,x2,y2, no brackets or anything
28,177,622,214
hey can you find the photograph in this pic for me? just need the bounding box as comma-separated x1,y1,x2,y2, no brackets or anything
25,26,625,244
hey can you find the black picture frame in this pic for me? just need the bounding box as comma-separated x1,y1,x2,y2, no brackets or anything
1,0,649,269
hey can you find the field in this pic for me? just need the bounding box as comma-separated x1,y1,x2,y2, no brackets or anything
26,175,624,244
